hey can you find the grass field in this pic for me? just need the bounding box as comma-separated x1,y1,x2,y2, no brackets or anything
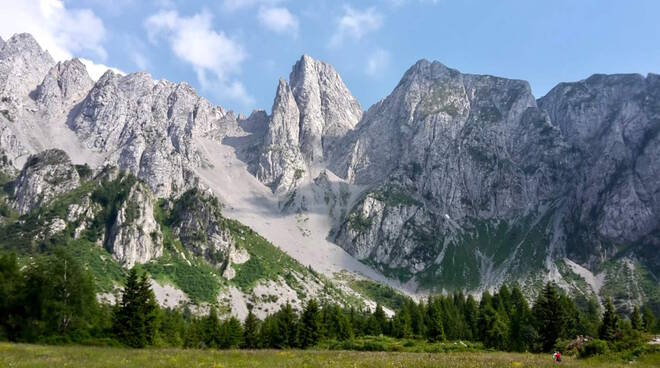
1,343,659,368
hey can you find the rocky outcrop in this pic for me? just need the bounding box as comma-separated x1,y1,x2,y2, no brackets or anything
253,55,362,193
11,149,80,215
290,55,362,163
69,71,239,197
35,58,94,113
169,189,248,277
538,73,660,270
255,79,306,193
0,33,54,121
331,60,575,289
107,180,163,268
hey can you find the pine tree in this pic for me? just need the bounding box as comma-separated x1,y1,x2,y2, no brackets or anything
298,299,321,348
631,306,643,331
599,299,620,341
425,298,445,342
0,252,21,341
113,268,159,348
464,295,479,340
532,282,565,352
509,286,535,352
204,307,222,348
277,303,299,347
221,316,243,348
373,304,388,336
242,309,259,349
642,307,656,333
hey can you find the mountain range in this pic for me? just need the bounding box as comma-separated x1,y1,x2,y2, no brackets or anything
0,33,658,316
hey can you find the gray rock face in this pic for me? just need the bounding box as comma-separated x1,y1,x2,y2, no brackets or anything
255,79,306,193
253,55,362,193
35,58,94,113
0,33,54,121
170,189,242,271
330,61,660,297
290,55,362,163
108,180,163,268
11,149,80,215
70,71,238,197
538,73,660,268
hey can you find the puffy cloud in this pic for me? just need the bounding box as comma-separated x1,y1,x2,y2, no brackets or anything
365,49,390,77
0,0,120,80
0,0,106,61
258,7,299,36
145,9,254,108
80,58,124,80
330,6,383,47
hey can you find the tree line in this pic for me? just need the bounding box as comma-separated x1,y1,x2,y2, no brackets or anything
1,250,657,353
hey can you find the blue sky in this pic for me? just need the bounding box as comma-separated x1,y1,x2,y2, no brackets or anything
1,0,659,114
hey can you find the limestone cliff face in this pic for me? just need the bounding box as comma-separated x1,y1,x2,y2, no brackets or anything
290,55,362,163
254,55,362,193
0,33,54,122
538,73,660,269
69,71,238,197
11,149,80,215
35,58,94,114
107,180,163,268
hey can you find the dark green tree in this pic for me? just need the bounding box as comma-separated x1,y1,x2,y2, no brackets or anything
220,316,243,348
425,298,445,342
0,252,23,340
642,307,656,333
631,306,643,331
532,282,565,352
242,309,259,349
599,299,620,341
112,268,159,348
298,299,321,348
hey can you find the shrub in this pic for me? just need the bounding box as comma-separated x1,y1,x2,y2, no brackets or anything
579,339,609,358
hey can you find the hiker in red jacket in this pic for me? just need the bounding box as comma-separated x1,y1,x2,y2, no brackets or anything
553,351,562,363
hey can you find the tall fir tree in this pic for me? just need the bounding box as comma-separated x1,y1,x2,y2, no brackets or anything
242,309,259,349
298,299,321,348
532,282,565,352
599,299,620,341
113,268,159,348
425,298,445,342
642,306,656,333
631,306,643,331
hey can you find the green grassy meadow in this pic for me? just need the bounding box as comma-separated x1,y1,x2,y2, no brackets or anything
1,343,659,368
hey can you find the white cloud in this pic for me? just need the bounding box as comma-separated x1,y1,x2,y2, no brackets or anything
223,0,284,12
145,9,254,108
0,0,107,61
80,58,124,80
365,49,390,77
0,0,120,81
131,52,149,71
330,6,383,48
257,7,299,36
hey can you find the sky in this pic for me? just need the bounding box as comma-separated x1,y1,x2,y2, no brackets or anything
0,0,659,115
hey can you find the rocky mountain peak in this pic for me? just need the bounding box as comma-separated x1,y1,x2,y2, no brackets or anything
289,54,362,163
36,58,94,112
0,33,55,120
0,36,4,49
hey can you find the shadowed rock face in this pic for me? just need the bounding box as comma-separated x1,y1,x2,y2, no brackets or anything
538,73,660,268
